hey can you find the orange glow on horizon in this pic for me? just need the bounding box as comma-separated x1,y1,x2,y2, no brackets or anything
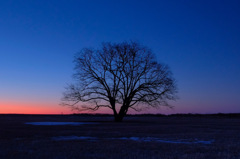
0,101,180,115
0,101,114,114
0,101,73,114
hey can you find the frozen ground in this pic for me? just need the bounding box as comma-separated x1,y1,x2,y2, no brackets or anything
1,114,240,159
25,122,99,126
52,136,98,141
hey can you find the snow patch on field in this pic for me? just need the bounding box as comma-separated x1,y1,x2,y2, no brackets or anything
25,122,98,126
51,135,214,144
118,137,214,144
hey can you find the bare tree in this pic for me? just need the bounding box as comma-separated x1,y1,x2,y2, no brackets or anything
62,41,177,122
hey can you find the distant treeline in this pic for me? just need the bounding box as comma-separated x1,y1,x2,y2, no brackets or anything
1,113,240,118
70,113,240,118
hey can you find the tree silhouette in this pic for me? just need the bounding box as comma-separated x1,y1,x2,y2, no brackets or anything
62,41,177,122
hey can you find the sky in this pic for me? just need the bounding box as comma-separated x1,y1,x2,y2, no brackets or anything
0,0,239,114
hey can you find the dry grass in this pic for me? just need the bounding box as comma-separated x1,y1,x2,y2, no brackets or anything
0,114,240,159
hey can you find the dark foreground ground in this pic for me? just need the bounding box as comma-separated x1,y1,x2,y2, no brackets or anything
0,114,240,159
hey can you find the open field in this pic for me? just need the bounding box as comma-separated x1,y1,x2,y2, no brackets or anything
0,114,240,159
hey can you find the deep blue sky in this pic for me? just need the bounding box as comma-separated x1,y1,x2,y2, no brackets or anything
0,0,239,114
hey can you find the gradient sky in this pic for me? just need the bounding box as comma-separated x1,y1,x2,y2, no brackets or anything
0,0,240,114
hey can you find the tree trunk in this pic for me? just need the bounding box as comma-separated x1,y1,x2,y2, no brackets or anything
114,113,124,122
113,106,128,122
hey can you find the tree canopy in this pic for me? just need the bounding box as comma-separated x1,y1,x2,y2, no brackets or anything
62,41,177,121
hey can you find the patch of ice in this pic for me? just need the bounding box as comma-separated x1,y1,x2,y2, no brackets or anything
192,140,213,144
118,137,214,144
51,135,214,144
25,122,98,126
129,137,140,141
52,136,97,141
